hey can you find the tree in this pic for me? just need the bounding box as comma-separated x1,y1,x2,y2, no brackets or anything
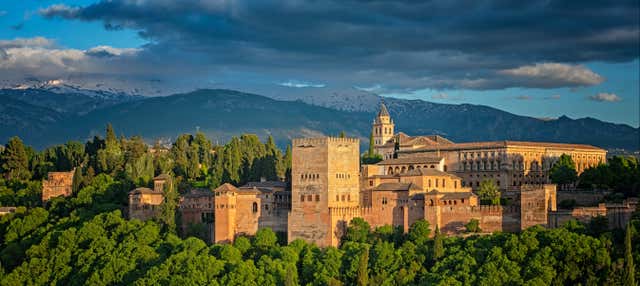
0,137,31,180
432,225,444,262
339,131,346,138
357,246,369,286
346,218,371,243
361,133,383,165
478,179,500,205
465,219,481,233
550,154,578,186
624,224,635,286
158,176,178,233
408,220,431,245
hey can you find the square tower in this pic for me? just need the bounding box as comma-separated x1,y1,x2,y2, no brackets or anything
372,102,394,147
288,137,360,247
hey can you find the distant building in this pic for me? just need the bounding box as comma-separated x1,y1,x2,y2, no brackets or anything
42,170,75,202
372,102,607,190
0,207,17,216
125,104,633,247
128,174,168,221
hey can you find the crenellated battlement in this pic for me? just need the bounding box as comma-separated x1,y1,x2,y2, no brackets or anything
293,137,359,147
328,206,362,217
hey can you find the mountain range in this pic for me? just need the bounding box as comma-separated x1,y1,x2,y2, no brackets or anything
0,87,637,151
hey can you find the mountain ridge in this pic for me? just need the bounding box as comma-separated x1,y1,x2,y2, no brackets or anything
0,88,637,151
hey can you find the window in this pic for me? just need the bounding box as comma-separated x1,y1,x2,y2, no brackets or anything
301,195,305,202
348,195,351,201
307,195,312,202
336,195,339,201
315,195,320,202
369,180,373,186
252,202,258,213
382,197,388,205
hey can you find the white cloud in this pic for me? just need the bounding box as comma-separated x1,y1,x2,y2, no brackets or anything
0,37,54,49
278,80,325,88
589,93,621,102
500,63,604,88
38,4,79,18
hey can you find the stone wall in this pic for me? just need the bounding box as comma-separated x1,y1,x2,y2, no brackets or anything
557,190,607,207
288,137,360,247
42,170,74,202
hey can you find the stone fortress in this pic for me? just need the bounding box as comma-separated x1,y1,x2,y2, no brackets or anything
127,103,636,247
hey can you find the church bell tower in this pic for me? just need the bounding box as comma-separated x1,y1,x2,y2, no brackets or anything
372,101,394,148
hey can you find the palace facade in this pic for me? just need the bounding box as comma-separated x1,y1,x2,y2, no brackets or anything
126,103,632,247
371,102,607,190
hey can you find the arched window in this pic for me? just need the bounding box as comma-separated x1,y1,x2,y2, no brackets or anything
252,202,258,213
388,167,393,174
382,197,388,205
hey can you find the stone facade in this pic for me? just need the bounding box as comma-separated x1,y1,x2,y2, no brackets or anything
548,198,638,229
288,137,361,247
42,170,75,202
208,181,290,243
372,103,607,191
123,103,630,247
128,174,168,221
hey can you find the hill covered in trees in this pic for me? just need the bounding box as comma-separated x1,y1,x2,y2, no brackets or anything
0,126,638,285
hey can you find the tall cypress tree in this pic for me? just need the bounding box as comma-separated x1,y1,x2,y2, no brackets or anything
357,246,370,286
0,136,31,180
433,225,444,262
368,132,375,157
624,224,635,286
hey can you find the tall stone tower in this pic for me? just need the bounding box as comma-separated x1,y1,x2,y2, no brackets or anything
372,101,394,148
213,183,238,243
288,137,360,247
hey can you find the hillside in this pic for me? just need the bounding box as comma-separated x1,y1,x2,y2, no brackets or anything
1,89,638,150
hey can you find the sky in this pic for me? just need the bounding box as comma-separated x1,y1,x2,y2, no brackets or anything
0,0,638,127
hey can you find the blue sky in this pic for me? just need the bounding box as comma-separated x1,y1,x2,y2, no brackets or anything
0,1,638,127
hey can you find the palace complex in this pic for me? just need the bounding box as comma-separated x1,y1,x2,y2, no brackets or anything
126,103,636,247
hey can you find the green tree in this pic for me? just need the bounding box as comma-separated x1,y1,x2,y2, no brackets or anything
361,133,383,165
432,225,444,262
0,137,31,180
477,179,500,205
408,220,431,245
465,219,481,233
339,131,346,138
357,246,369,286
550,154,578,186
158,176,178,233
624,224,635,286
346,218,370,243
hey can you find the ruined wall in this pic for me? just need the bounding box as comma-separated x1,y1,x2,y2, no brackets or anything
42,170,74,202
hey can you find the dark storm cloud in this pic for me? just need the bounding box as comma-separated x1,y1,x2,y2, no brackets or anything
36,0,640,91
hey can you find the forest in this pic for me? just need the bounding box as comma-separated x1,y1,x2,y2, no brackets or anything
0,125,638,285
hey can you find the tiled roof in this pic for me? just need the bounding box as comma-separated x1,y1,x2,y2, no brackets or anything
373,182,421,192
154,173,171,180
182,188,213,198
426,190,476,199
376,156,443,165
402,168,461,178
214,183,239,193
129,187,160,194
401,140,605,152
241,181,287,189
378,102,390,117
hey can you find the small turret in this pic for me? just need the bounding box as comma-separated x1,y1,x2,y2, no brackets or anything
372,101,395,147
